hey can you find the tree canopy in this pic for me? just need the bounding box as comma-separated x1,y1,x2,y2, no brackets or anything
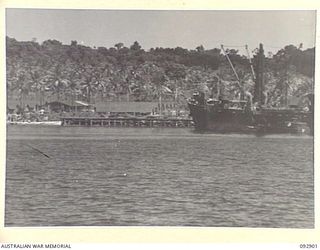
6,36,315,107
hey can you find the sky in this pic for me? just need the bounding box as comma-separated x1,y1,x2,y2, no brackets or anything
5,9,316,54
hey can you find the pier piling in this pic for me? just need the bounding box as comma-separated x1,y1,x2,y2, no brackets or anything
60,117,193,128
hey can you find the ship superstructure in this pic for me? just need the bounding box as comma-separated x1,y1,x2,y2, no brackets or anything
188,44,314,135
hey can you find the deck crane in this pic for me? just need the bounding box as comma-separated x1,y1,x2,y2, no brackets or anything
220,45,245,100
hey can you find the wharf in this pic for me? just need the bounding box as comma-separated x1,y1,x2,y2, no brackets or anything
61,117,194,128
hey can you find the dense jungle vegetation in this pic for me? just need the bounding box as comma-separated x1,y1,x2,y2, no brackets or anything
6,37,315,108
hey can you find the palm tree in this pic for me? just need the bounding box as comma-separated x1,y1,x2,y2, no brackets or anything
12,73,30,109
65,80,79,111
32,81,46,107
80,77,96,103
29,69,47,107
173,87,187,116
145,74,172,115
79,64,108,103
46,64,70,101
53,79,70,101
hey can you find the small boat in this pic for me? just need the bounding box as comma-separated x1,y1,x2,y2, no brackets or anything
8,120,62,126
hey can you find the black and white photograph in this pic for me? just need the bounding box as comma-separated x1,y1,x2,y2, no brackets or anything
5,9,315,229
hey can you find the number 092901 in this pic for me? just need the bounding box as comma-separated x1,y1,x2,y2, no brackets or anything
300,244,318,248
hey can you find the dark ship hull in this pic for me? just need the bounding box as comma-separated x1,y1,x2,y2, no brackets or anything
253,108,313,135
188,101,254,133
188,100,313,135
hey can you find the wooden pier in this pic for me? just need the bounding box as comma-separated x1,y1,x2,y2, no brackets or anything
61,117,194,128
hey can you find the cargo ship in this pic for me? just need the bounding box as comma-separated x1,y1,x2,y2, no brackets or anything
188,44,314,135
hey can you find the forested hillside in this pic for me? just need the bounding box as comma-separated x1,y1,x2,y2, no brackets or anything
6,37,315,108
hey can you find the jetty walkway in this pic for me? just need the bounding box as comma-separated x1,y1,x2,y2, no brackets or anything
61,117,194,128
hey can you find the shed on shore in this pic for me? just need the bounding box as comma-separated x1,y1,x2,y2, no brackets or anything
94,102,159,116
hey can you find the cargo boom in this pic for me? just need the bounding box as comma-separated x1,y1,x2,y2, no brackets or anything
188,44,314,135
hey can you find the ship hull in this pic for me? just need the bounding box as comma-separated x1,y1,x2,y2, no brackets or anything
188,103,255,133
253,110,313,135
188,103,313,135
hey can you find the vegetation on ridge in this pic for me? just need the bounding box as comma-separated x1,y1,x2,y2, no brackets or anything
6,37,315,108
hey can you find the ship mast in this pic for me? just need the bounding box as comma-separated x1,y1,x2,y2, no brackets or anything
253,43,265,105
245,45,256,81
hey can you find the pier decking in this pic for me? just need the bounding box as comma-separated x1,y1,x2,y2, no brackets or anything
61,117,194,128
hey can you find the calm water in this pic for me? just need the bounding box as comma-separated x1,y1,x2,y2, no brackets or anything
5,126,314,227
